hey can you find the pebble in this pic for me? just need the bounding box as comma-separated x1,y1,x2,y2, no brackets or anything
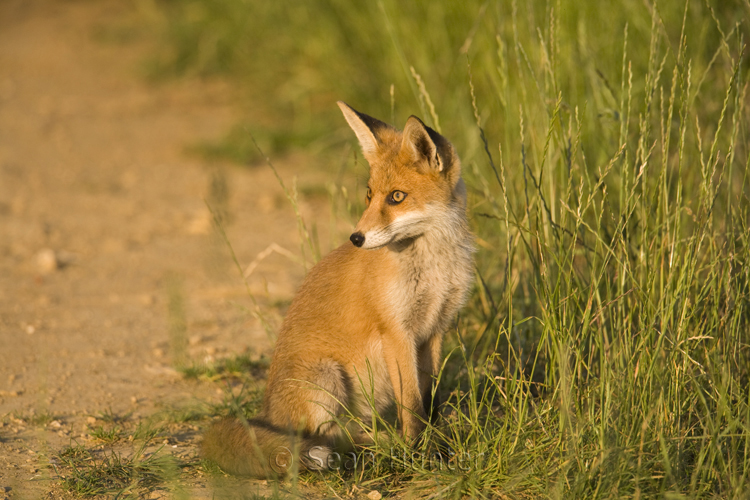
35,248,76,274
35,248,58,274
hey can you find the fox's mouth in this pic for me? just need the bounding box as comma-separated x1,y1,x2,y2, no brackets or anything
350,230,394,250
352,228,424,250
352,211,431,250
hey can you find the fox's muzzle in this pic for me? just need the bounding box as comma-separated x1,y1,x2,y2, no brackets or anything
350,232,365,247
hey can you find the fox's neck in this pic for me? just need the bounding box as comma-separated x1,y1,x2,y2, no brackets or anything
387,202,472,260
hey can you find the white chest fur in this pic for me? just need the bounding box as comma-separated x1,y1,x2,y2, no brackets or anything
384,208,473,344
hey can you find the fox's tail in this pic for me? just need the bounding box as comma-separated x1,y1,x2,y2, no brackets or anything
201,417,330,478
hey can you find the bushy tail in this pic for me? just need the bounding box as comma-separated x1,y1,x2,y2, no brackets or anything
201,417,331,478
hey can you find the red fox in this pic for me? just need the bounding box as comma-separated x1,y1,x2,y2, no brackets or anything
202,102,474,477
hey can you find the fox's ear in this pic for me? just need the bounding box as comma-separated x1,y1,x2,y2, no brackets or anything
338,101,391,158
401,116,444,172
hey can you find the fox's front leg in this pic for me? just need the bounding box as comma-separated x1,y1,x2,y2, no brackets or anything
381,331,427,441
418,332,443,422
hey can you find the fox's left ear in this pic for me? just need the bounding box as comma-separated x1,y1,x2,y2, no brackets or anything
401,116,460,182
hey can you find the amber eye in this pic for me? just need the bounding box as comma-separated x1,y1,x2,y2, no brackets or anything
366,187,372,202
389,190,407,204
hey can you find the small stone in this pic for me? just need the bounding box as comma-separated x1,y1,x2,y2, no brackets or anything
367,491,382,500
35,248,58,274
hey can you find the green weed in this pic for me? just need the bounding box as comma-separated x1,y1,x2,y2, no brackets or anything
209,381,265,421
132,421,165,442
181,353,270,382
55,442,178,498
16,410,58,427
90,407,132,425
88,425,124,444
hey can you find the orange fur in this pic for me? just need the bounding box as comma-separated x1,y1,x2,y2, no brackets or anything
201,102,474,477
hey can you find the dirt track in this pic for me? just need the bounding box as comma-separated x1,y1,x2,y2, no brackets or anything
0,1,332,497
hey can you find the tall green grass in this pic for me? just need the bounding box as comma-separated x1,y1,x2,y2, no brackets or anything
149,0,749,497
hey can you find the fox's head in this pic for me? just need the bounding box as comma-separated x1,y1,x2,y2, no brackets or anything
338,101,466,250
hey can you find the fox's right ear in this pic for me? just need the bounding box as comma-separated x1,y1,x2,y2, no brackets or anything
337,101,391,159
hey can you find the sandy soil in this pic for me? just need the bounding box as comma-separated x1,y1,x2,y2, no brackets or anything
0,1,336,497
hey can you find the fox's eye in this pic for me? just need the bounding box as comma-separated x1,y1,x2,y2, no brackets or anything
389,190,407,204
366,187,372,201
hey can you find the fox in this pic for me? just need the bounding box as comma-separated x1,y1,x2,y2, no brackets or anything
201,101,474,477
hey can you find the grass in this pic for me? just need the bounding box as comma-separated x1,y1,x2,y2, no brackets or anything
51,408,204,498
180,353,269,420
55,442,178,498
180,352,271,382
128,0,750,498
10,410,58,427
88,425,124,444
90,407,132,425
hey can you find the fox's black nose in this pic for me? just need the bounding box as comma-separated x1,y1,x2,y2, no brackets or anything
350,232,365,247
